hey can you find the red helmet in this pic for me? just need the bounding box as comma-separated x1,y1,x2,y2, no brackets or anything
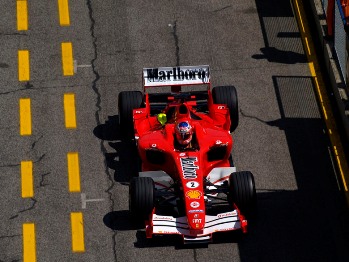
175,120,193,146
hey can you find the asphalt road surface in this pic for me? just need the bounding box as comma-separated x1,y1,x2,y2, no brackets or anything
1,0,349,261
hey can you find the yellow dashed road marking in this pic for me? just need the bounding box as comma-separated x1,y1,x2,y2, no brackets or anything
21,161,33,198
67,152,81,192
17,0,28,31
20,98,32,136
58,0,70,26
18,50,30,81
64,93,77,128
61,42,74,76
70,212,85,252
23,223,36,262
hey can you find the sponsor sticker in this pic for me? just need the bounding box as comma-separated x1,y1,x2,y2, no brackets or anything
154,216,174,221
190,201,200,208
180,157,199,179
219,228,236,231
186,181,199,189
143,66,210,87
217,212,236,218
186,190,202,199
188,209,204,213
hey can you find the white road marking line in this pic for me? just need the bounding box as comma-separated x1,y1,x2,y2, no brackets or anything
73,60,92,73
81,193,105,209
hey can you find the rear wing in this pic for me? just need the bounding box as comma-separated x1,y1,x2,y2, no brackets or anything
143,65,210,88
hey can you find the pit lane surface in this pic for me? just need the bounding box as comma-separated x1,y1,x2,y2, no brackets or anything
1,0,349,261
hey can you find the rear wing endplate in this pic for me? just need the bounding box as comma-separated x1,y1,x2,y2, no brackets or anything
143,65,210,87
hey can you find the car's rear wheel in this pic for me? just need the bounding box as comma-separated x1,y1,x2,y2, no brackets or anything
118,91,143,139
129,177,155,223
229,171,256,217
212,86,239,132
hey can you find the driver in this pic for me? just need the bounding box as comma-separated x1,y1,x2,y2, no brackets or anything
174,119,196,150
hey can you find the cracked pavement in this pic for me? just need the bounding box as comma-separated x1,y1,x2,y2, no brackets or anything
87,0,118,260
0,0,349,261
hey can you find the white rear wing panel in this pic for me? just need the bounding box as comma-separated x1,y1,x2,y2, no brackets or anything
143,65,210,87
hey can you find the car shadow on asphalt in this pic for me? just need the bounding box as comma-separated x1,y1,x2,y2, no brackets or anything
93,115,119,141
103,210,137,231
93,115,139,184
103,210,183,248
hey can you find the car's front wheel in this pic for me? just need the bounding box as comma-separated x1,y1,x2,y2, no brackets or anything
229,171,256,218
129,177,155,223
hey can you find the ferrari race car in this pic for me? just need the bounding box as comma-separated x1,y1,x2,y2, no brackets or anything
118,65,256,244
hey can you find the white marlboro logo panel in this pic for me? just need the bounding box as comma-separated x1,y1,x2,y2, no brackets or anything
143,65,210,87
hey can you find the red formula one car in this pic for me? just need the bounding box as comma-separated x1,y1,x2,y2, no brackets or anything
118,65,256,244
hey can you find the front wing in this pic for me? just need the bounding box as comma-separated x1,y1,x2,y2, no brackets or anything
146,210,247,243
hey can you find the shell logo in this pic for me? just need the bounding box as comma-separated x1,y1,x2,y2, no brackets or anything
186,190,202,199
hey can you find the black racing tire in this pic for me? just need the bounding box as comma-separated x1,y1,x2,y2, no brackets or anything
212,86,239,132
229,171,256,217
118,91,143,139
129,177,155,222
228,154,234,167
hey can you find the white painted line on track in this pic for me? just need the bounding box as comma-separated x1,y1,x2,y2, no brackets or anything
73,60,92,73
81,193,105,209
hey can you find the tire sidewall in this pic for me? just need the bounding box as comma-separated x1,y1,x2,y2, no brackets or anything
212,86,239,132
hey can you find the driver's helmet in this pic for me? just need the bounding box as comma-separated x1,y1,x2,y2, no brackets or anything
175,120,193,146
